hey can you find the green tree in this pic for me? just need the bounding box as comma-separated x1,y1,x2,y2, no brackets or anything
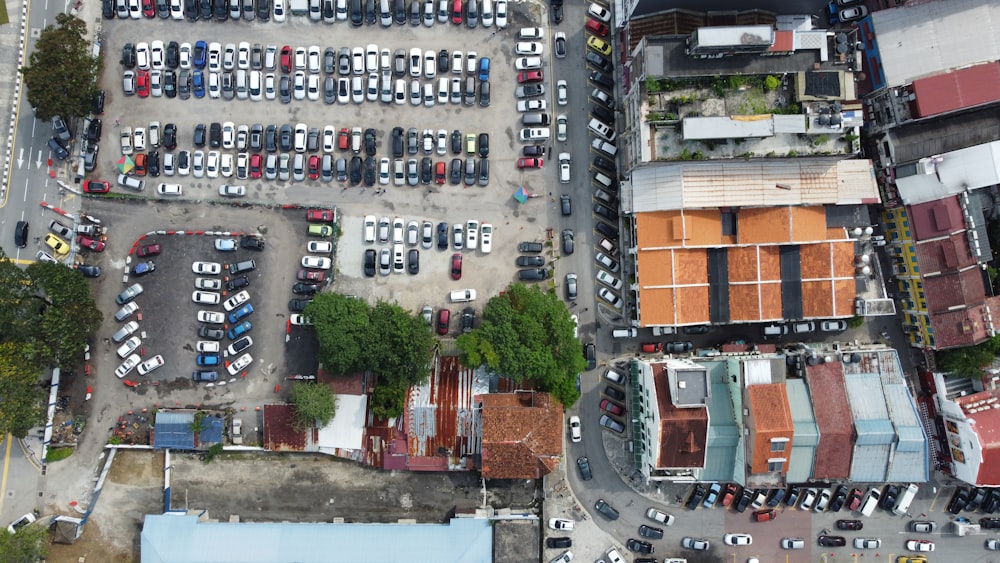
27,260,103,370
21,14,100,121
368,301,434,388
290,382,337,429
937,336,1000,379
457,284,584,406
0,343,46,438
308,293,373,375
370,383,408,420
0,521,48,562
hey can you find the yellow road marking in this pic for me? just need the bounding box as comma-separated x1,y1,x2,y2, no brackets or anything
0,434,12,514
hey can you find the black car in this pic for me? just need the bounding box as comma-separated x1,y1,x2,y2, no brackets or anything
194,123,206,147
449,158,462,185
226,276,249,292
686,484,707,510
184,0,198,20
407,249,419,274
682,325,711,335
349,156,363,185
880,484,900,510
293,283,320,294
450,130,462,154
562,229,574,255
14,221,28,248
589,70,614,89
948,487,969,514
461,307,474,333
198,326,224,340
103,0,114,18
829,486,848,512
518,241,543,253
121,43,137,68
363,249,376,277
546,537,571,549
391,127,404,157
420,157,432,184
586,51,612,73
437,222,449,249
288,299,311,312
966,487,987,512
92,90,106,115
985,489,1000,514
240,235,265,251
734,488,753,513
147,150,160,177
477,133,489,157
200,0,212,19
166,41,180,69
594,499,619,520
516,256,544,267
576,456,592,481
638,525,664,540
626,539,653,554
594,203,618,221
591,104,615,124
835,519,863,531
77,264,102,278
784,486,800,506
87,119,103,143
364,128,377,156
257,0,269,20
584,342,596,370
766,488,786,508
523,145,546,157
209,122,222,148
817,535,846,547
363,156,376,186
592,155,616,172
596,221,619,241
517,268,548,281
550,1,562,23
604,385,625,401
982,517,1000,529
163,123,177,150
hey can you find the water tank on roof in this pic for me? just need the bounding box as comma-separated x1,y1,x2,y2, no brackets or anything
851,353,862,363
806,356,820,366
852,227,863,237
818,114,830,126
864,226,874,236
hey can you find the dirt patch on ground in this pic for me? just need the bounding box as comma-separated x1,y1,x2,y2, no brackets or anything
107,450,164,487
47,519,134,563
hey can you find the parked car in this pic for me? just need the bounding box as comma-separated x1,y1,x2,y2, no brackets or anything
594,499,619,520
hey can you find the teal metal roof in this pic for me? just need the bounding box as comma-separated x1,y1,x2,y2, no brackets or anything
141,514,494,563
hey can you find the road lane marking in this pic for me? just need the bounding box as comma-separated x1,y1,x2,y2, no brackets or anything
0,434,12,514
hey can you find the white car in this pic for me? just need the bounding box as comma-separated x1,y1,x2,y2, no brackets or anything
290,314,313,326
392,217,405,243
480,223,493,254
798,488,817,510
195,277,222,291
516,99,547,112
137,354,165,376
6,513,36,535
515,42,543,56
120,127,133,154
228,353,253,376
905,540,935,552
568,416,581,443
115,354,141,378
518,27,544,40
192,261,221,275
198,310,225,324
363,215,376,243
820,320,848,332
597,270,623,291
514,57,542,70
556,80,568,106
192,291,220,305
214,239,238,251
548,518,574,531
116,336,142,359
219,184,246,197
495,0,507,27
596,252,620,272
598,287,623,309
224,290,250,312
308,241,333,253
227,336,254,356
556,114,567,142
196,341,220,353
558,153,571,184
466,220,479,251
587,2,610,22
724,533,752,546
301,256,332,270
133,127,146,151
604,548,624,563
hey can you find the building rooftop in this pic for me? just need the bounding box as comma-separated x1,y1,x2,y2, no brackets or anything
630,159,880,213
894,141,1000,206
869,0,1000,90
262,405,306,451
785,379,819,483
140,514,494,563
405,356,485,471
954,389,1000,487
805,361,854,480
479,391,562,480
910,62,1000,119
885,104,1000,166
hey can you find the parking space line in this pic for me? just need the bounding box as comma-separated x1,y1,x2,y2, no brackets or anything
929,485,948,513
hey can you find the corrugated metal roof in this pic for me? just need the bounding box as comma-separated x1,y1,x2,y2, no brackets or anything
787,445,816,483
849,444,890,482
140,514,494,563
702,382,742,483
153,412,195,450
630,159,879,213
786,380,820,448
872,0,1000,88
895,140,1000,205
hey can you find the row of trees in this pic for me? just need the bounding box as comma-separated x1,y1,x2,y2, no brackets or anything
0,248,102,437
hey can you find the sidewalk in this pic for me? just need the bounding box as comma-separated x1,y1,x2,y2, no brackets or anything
0,0,28,197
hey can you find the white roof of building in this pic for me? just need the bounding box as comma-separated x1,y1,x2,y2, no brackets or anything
682,115,806,140
873,0,1000,87
895,140,1000,205
630,158,879,212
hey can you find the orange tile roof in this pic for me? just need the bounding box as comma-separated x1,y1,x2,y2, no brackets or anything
739,207,790,244
480,392,563,480
730,284,762,320
747,384,793,474
790,207,829,242
676,285,710,325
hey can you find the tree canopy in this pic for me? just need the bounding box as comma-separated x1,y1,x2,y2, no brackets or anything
456,283,584,407
21,14,100,121
937,336,1000,379
290,382,337,429
306,294,434,419
0,248,103,436
0,521,48,562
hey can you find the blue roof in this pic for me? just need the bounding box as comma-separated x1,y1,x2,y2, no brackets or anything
141,514,494,563
200,416,224,444
153,412,195,450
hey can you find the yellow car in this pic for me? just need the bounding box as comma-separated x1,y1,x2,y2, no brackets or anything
587,36,612,56
896,556,928,563
44,233,70,257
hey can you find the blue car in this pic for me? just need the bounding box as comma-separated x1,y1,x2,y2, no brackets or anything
478,57,490,82
196,353,221,366
227,303,254,324
227,321,252,340
193,40,207,69
192,70,205,98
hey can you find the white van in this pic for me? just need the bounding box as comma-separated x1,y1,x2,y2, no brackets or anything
859,488,880,517
592,138,618,157
612,328,637,338
763,324,788,338
117,173,145,191
893,483,919,516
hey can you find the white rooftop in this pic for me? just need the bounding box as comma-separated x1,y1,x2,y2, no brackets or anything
895,140,1000,205
873,0,1000,87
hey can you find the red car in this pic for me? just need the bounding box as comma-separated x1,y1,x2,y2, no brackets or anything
517,158,544,169
338,128,350,150
451,253,462,280
517,71,544,83
451,0,462,24
435,161,446,184
586,18,609,37
137,243,161,257
753,509,777,522
83,180,110,193
297,269,325,282
846,488,863,511
136,70,150,98
641,342,664,353
280,45,292,73
306,209,334,222
599,399,624,416
720,484,739,507
141,0,155,17
308,155,320,180
436,308,450,335
77,235,106,252
249,154,263,179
